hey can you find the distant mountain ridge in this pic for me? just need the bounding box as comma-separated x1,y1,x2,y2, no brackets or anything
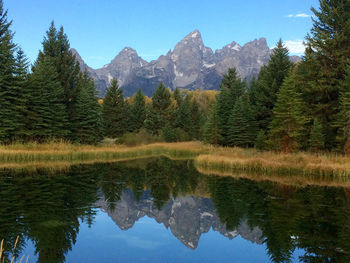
72,30,301,97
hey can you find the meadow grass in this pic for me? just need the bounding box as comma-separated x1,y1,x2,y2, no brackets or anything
195,146,350,178
1,141,350,183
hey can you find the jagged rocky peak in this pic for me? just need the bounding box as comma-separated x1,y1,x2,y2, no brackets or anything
108,47,148,68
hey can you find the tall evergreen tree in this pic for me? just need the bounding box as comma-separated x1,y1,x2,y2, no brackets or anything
144,82,171,134
338,65,350,154
250,40,293,132
204,102,222,145
216,68,246,145
130,88,146,132
71,71,103,144
227,95,257,147
309,118,325,151
27,56,68,141
176,94,192,137
304,0,350,149
269,71,309,152
0,0,23,143
102,79,127,138
37,22,81,137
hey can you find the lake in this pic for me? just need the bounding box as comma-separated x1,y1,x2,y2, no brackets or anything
0,157,349,262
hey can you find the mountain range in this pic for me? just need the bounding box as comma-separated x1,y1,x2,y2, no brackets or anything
72,30,301,97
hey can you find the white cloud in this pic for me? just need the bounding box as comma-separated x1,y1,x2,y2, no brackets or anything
286,13,311,18
284,40,306,54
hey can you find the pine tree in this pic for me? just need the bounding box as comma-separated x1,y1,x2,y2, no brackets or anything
190,98,201,139
216,68,247,145
0,1,23,143
269,71,309,152
144,82,171,134
130,88,146,132
176,94,192,138
227,95,257,147
102,79,127,138
71,71,103,144
255,130,269,150
12,48,29,140
144,103,162,135
162,123,176,142
338,65,350,154
37,22,81,138
152,82,171,113
309,118,325,151
204,102,222,145
27,56,68,141
250,40,293,132
304,0,350,149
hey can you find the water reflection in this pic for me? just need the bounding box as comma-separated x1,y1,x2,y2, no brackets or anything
0,157,350,262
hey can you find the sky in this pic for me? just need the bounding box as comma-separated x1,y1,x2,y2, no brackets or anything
5,0,320,69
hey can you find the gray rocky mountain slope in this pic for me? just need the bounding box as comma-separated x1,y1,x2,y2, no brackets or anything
74,30,300,97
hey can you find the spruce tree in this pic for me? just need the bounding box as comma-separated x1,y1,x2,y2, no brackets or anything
227,95,257,147
338,65,350,154
102,79,127,138
251,40,293,132
71,71,103,144
216,68,246,145
144,82,171,134
27,56,68,141
304,0,350,149
0,1,23,143
309,118,325,151
144,103,165,135
130,88,146,132
176,94,192,138
269,71,309,152
204,102,222,145
38,22,81,137
255,130,269,150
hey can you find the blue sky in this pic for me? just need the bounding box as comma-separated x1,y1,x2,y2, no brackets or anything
5,0,319,69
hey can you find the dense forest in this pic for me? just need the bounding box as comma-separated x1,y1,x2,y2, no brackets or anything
0,0,349,154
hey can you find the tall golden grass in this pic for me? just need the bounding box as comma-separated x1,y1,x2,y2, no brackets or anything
0,237,28,263
1,141,350,184
0,141,207,163
195,147,350,177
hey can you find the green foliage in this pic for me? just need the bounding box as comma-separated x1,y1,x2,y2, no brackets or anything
118,128,161,146
144,103,162,135
204,102,222,145
303,0,350,149
130,88,146,132
37,22,81,136
309,118,325,151
216,68,247,145
152,82,171,113
27,56,69,141
0,2,25,143
102,79,127,138
71,71,103,144
269,71,309,152
255,130,269,150
250,40,293,132
162,123,176,142
227,95,257,147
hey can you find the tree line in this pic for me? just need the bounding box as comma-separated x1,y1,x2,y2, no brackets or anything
0,0,349,154
205,0,350,154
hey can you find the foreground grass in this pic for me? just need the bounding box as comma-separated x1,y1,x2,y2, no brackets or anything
1,141,350,184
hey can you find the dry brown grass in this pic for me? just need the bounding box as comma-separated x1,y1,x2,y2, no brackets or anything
1,141,350,185
195,146,350,178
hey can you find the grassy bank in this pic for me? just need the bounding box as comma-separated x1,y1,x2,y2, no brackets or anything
0,141,207,163
195,147,350,177
1,141,350,182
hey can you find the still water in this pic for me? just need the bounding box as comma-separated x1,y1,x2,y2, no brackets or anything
0,157,349,262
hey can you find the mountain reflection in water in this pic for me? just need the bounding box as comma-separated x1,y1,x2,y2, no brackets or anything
0,157,349,263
